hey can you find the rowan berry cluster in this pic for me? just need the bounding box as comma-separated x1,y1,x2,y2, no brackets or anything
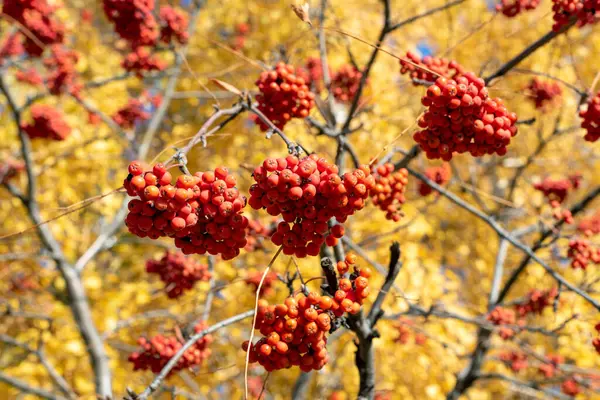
418,163,451,197
21,105,71,141
578,212,600,236
592,323,600,354
552,0,600,32
244,271,279,297
146,252,211,298
0,158,25,184
499,351,528,372
331,65,363,103
393,317,426,345
244,218,274,252
539,354,564,378
302,57,328,92
15,68,43,86
369,163,408,222
231,22,251,50
254,63,315,131
124,162,248,260
242,254,371,372
249,155,374,257
561,378,581,396
2,0,65,56
103,0,159,49
129,321,212,374
414,73,518,160
527,78,562,110
0,34,24,65
515,287,558,317
567,238,600,269
487,306,517,339
580,91,600,142
496,0,541,17
533,175,581,204
159,6,189,45
122,48,166,77
399,51,464,85
112,99,151,129
44,46,82,97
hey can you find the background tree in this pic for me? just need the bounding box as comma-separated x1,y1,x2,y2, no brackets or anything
1,0,600,399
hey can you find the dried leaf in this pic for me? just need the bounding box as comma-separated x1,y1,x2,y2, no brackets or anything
211,79,243,96
291,3,311,26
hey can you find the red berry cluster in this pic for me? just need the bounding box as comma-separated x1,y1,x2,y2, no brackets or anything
16,68,44,86
302,57,329,92
122,48,166,78
539,353,564,378
496,0,541,17
146,252,211,298
159,6,189,45
399,51,464,86
124,162,248,260
487,306,517,340
567,238,600,269
414,73,518,160
393,317,427,345
552,0,600,32
103,0,158,48
592,323,600,354
499,351,528,372
515,287,558,317
129,321,212,374
418,163,451,197
0,158,25,184
249,155,374,257
243,254,371,372
369,163,408,222
527,78,562,110
580,90,600,142
254,63,315,131
331,65,364,103
244,271,279,297
561,378,581,396
112,99,151,129
244,218,274,252
578,212,600,236
534,175,581,204
2,0,65,56
21,104,71,141
231,22,251,50
0,34,24,65
44,45,82,97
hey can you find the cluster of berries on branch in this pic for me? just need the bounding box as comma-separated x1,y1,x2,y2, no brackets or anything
146,252,211,298
16,68,43,86
122,48,166,77
539,354,564,378
580,91,600,142
534,175,581,204
103,0,159,48
526,78,562,110
0,34,24,64
578,212,600,236
393,317,427,345
487,306,518,340
414,72,518,160
499,351,528,372
301,57,329,92
21,105,71,141
331,65,364,103
254,63,315,131
129,321,212,374
242,254,371,371
231,22,251,50
496,0,541,17
418,163,451,197
124,162,248,260
112,99,151,129
369,163,408,222
244,218,275,252
159,6,189,45
2,0,65,56
399,51,464,86
552,0,600,32
44,45,82,97
515,287,558,317
249,155,375,257
592,323,600,355
561,378,582,396
244,271,279,297
567,238,600,269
